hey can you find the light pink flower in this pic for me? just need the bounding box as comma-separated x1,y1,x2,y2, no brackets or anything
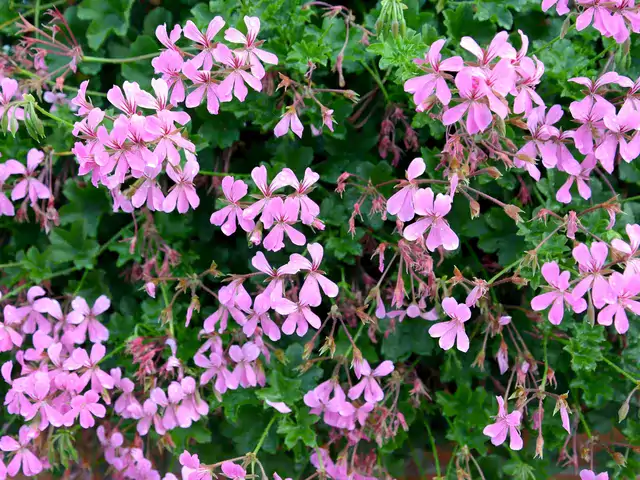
9,149,50,205
242,165,291,224
262,197,306,251
71,80,93,116
556,154,597,204
180,451,212,480
348,360,394,403
210,176,255,235
0,426,42,477
274,106,303,138
0,78,24,133
442,69,496,134
286,243,339,306
215,44,262,102
386,157,425,222
221,461,246,480
542,0,570,15
152,50,186,105
229,342,260,388
428,297,471,352
572,242,612,308
595,103,640,172
569,96,615,156
183,17,226,69
68,391,106,428
483,396,523,450
266,400,292,413
63,343,114,392
575,0,616,36
224,16,279,79
580,469,609,480
156,24,182,52
597,270,640,334
279,167,320,225
404,39,463,107
460,32,516,66
612,223,640,273
531,262,587,325
402,188,458,251
163,160,200,213
273,298,321,336
194,351,238,394
183,60,222,114
67,295,110,344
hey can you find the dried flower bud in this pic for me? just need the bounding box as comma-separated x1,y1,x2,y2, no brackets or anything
469,199,480,218
504,204,524,223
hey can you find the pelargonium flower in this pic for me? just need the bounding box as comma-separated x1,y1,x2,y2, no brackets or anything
242,165,291,224
221,461,246,480
402,187,458,251
556,154,597,204
442,69,496,134
428,297,471,352
262,197,306,251
66,295,110,344
224,16,279,79
183,17,226,69
180,451,212,480
0,78,25,133
542,0,570,15
274,106,303,138
597,270,640,334
163,160,200,214
210,176,255,235
151,382,185,430
7,149,50,205
67,391,106,428
531,262,587,325
612,223,640,273
569,96,615,156
460,31,516,67
404,39,463,107
152,50,186,105
273,298,321,337
386,157,425,222
0,426,42,477
595,103,640,172
580,470,609,480
183,60,223,114
286,243,339,307
155,23,182,52
483,396,523,450
229,342,260,388
214,44,262,102
195,351,238,394
280,167,320,225
63,343,115,392
347,360,394,403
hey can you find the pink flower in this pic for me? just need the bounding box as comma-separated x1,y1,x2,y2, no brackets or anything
63,343,114,392
68,391,106,428
280,168,320,225
183,60,222,114
9,149,50,205
321,107,335,132
156,23,182,52
404,39,463,107
580,470,609,480
557,400,571,434
612,223,640,272
195,351,238,394
595,103,640,172
0,164,15,216
242,165,291,223
569,96,615,156
531,262,587,325
597,270,640,334
152,382,185,430
71,80,94,116
460,32,516,66
107,81,147,117
67,295,110,344
575,0,616,36
130,398,166,436
214,44,262,102
497,341,509,374
0,306,24,352
163,160,200,213
251,251,288,301
556,154,597,204
0,78,24,133
262,197,306,251
180,451,212,480
286,243,339,307
210,176,255,235
347,360,394,403
224,16,279,79
402,188,458,251
152,50,186,105
571,242,612,308
243,301,281,341
274,106,303,138
428,297,471,352
513,56,545,116
442,69,496,134
221,461,246,480
542,0,570,15
177,376,209,428
229,342,260,388
0,426,42,477
183,17,226,69
266,400,292,413
483,396,523,450
20,371,63,430
386,157,425,222
273,297,321,337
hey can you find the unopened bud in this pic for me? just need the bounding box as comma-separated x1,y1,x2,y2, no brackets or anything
319,336,336,358
619,399,630,423
504,204,524,223
486,167,502,179
612,452,626,466
469,199,480,218
535,431,544,459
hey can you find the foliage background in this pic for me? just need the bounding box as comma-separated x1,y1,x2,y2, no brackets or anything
0,0,639,478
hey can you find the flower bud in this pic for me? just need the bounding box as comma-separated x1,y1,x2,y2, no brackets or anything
504,204,524,223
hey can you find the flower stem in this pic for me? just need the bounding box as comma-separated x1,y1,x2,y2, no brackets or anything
0,262,20,269
252,416,276,456
360,60,389,102
0,0,66,31
33,102,74,128
83,52,159,64
601,356,640,385
425,420,441,477
199,170,251,178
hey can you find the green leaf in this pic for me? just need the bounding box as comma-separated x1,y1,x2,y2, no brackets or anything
276,409,318,448
564,323,606,373
59,180,110,237
47,222,99,269
77,0,136,50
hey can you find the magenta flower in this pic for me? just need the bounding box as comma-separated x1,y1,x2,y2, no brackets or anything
386,157,425,222
580,470,609,480
404,39,463,107
71,80,93,116
556,154,597,204
163,160,200,213
273,297,321,336
68,391,106,428
229,342,260,388
152,382,185,430
152,50,186,105
106,81,147,117
597,270,640,334
8,149,50,205
575,0,616,36
183,60,223,114
66,295,110,344
286,243,339,307
571,242,612,308
20,371,63,430
63,343,115,392
221,461,246,480
542,0,570,15
428,297,471,352
210,176,255,235
347,360,394,403
402,188,458,251
274,106,304,138
214,44,262,102
442,69,496,134
262,197,306,251
183,17,226,69
130,398,166,436
224,16,279,79
483,396,523,450
0,426,42,477
460,32,516,66
595,103,640,172
531,262,587,325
